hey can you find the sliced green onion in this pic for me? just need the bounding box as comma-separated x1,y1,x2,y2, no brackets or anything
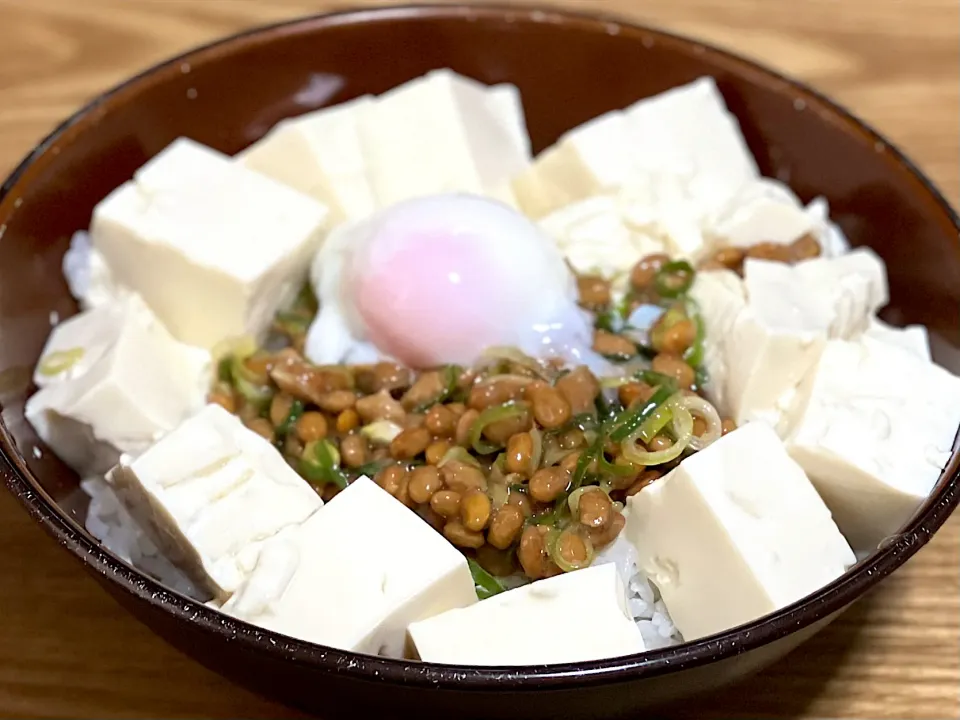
548,528,595,573
637,370,679,392
620,398,694,466
276,399,304,437
437,446,482,469
637,399,675,444
477,347,550,380
650,304,689,352
230,356,273,411
292,283,318,314
272,312,311,337
360,420,404,445
683,312,705,369
695,365,709,391
300,439,348,489
529,428,544,472
38,347,85,377
655,260,695,298
469,401,530,455
683,394,723,451
467,558,505,600
609,384,675,442
598,451,637,477
413,364,463,412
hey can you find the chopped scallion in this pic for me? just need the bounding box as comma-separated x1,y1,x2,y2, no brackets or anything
467,558,505,600
299,439,348,489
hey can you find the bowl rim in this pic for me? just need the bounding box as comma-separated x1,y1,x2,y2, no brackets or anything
2,1,959,691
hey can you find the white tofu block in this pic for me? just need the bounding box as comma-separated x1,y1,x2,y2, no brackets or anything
624,77,759,215
358,69,530,208
488,82,533,160
863,318,931,361
538,195,666,287
90,138,329,349
25,296,209,475
692,268,826,432
625,422,855,641
745,249,888,340
513,111,632,218
786,339,960,551
804,196,851,257
237,95,378,223
106,403,323,600
215,477,476,657
513,77,759,219
710,192,817,249
694,250,890,432
407,563,646,666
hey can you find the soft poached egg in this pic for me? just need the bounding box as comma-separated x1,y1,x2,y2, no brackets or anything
305,194,603,370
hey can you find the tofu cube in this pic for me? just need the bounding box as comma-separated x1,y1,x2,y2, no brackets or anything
25,296,209,475
692,250,889,432
358,69,531,208
624,77,759,214
710,191,817,249
215,477,476,658
513,77,758,219
106,403,323,600
407,562,646,666
238,95,378,223
864,317,931,361
513,111,633,218
744,249,888,340
785,339,960,551
538,195,667,287
91,138,329,349
625,422,855,642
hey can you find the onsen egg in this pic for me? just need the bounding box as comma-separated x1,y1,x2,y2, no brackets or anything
304,194,604,370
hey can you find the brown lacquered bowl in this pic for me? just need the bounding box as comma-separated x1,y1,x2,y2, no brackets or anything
1,4,958,719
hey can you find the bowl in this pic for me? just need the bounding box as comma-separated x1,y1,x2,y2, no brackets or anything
1,4,958,718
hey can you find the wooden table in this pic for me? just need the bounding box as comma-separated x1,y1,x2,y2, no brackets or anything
0,1,957,718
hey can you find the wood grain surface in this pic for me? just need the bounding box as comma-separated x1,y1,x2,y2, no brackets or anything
0,1,957,718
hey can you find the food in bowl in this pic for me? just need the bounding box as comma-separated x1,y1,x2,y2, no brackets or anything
23,68,960,666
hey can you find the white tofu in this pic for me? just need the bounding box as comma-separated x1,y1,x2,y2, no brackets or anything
513,111,632,218
62,231,127,310
407,563,646,665
358,69,530,208
538,195,667,286
625,422,855,642
25,296,209,475
106,403,322,600
863,317,931,361
744,250,888,340
692,268,827,432
785,339,960,551
804,196,852,257
488,82,533,160
693,250,889,432
90,138,329,349
237,96,377,223
513,77,758,219
709,191,817,249
623,77,759,215
214,477,476,657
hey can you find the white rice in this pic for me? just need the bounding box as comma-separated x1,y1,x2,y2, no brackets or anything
81,479,681,651
81,476,205,599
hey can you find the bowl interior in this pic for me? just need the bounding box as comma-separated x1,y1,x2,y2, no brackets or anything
1,2,958,680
